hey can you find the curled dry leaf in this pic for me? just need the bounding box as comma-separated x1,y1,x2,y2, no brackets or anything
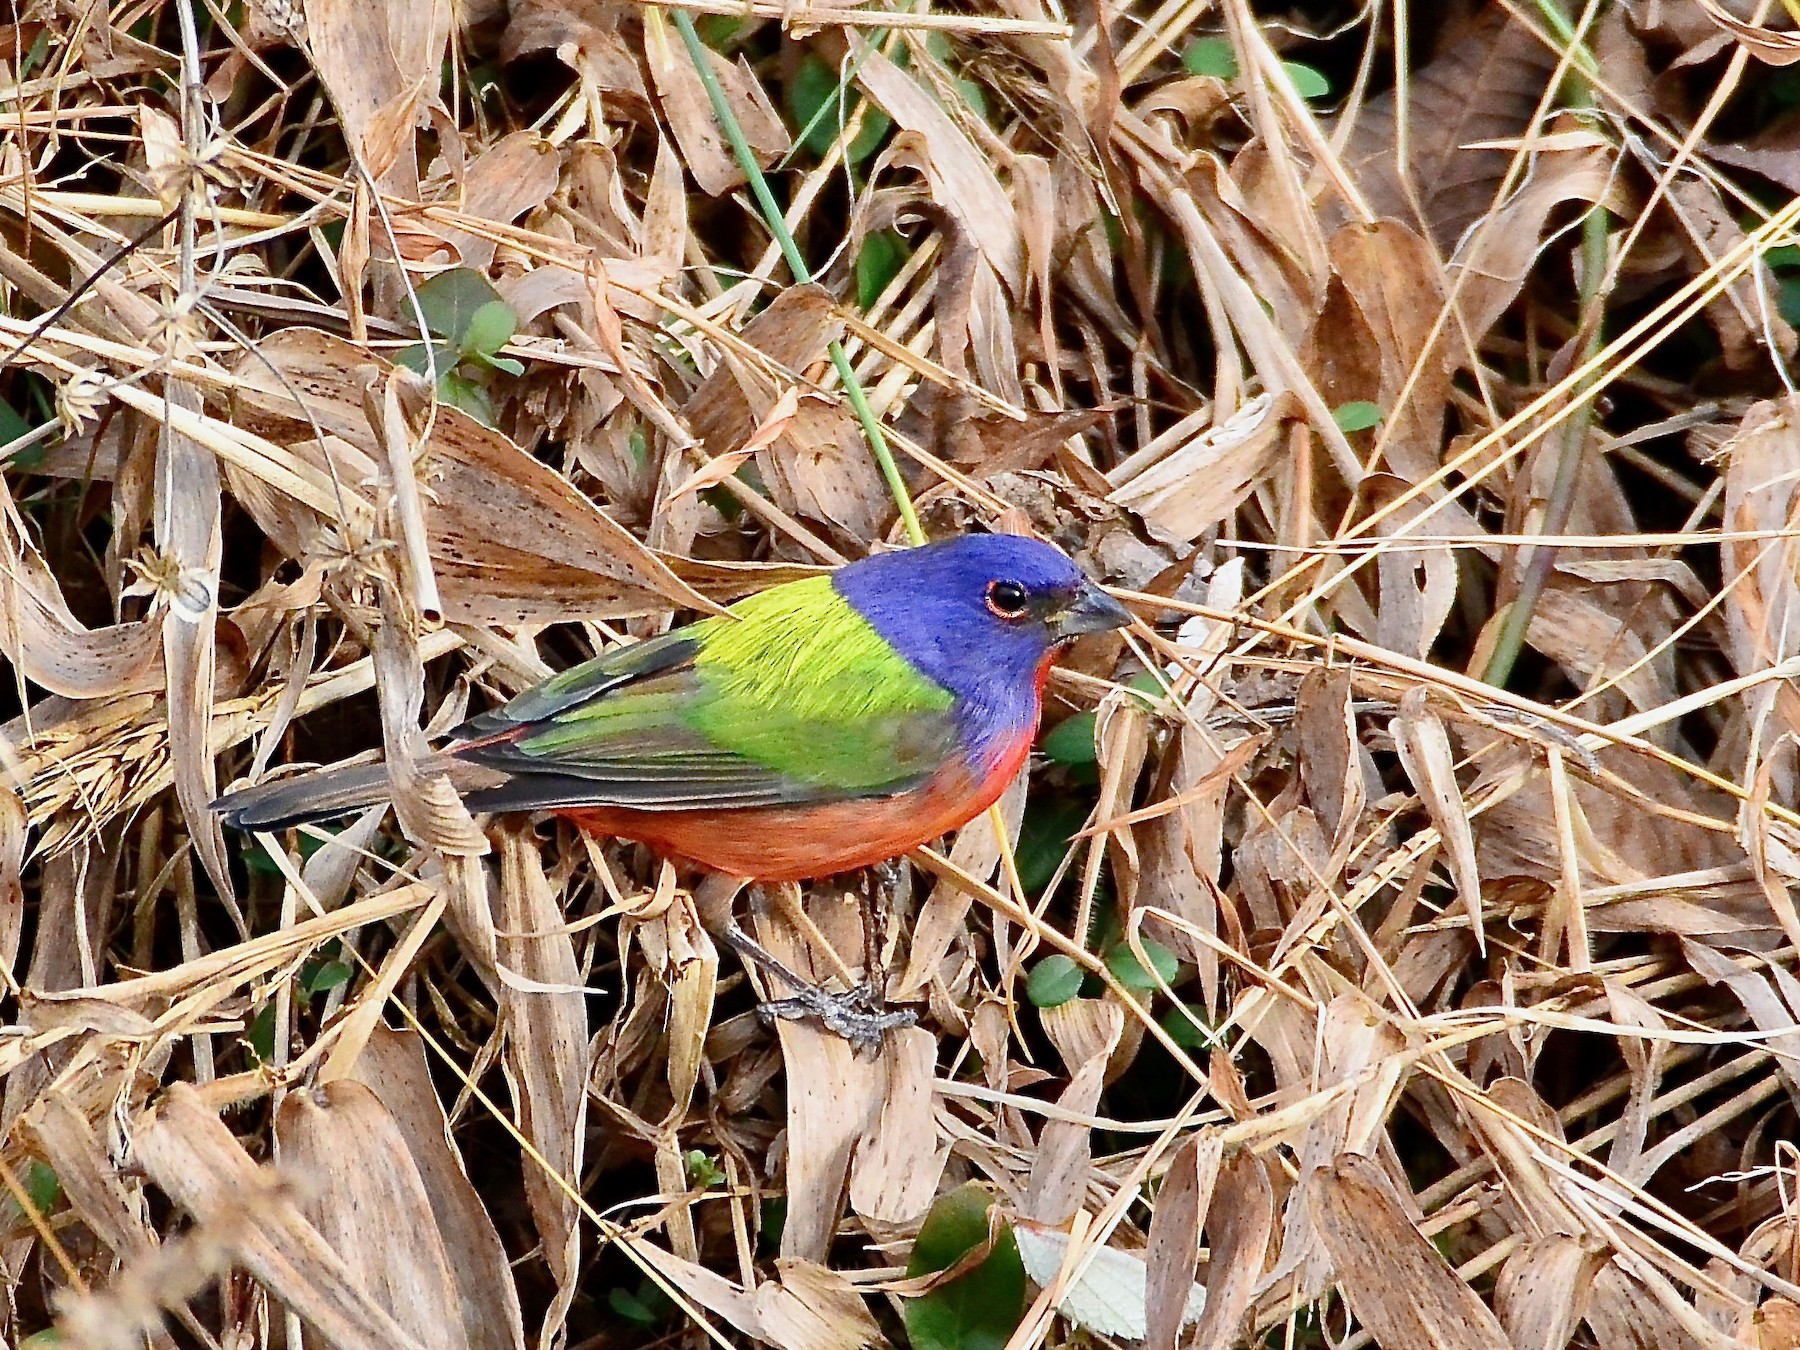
1108,392,1292,544
1697,0,1800,64
1391,687,1485,954
0,478,163,698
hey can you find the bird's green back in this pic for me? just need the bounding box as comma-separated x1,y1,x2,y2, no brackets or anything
492,576,959,799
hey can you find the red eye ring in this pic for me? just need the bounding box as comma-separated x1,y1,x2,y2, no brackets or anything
986,579,1030,620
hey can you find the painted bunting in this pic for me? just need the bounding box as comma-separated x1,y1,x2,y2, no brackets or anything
217,535,1131,879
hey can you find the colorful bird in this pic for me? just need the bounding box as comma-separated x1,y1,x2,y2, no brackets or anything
217,535,1131,880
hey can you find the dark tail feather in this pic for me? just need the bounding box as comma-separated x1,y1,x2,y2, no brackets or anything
213,763,395,831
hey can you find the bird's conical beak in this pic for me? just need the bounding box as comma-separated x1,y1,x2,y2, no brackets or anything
1050,580,1133,639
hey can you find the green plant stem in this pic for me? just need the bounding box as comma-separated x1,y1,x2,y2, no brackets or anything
1482,4,1609,688
671,9,925,546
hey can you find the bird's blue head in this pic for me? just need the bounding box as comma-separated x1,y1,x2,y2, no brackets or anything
833,535,1131,749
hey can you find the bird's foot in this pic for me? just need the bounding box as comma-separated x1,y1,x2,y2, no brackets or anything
755,982,917,1055
722,917,915,1054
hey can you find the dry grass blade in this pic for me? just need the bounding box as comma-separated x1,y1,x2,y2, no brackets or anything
130,1085,434,1350
7,1,1800,1346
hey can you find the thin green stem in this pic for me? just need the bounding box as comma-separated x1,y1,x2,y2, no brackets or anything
1482,6,1611,686
671,10,925,546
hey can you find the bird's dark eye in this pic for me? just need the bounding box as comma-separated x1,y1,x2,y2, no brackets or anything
986,579,1030,620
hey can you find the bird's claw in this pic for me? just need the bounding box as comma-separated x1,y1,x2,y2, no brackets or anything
756,981,917,1055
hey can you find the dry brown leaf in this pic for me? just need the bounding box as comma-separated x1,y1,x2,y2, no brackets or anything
1304,221,1454,485
497,827,588,1346
1584,1263,1736,1348
1698,1,1800,63
1344,11,1561,252
1143,1131,1222,1350
1666,176,1798,371
346,1026,528,1350
1311,1151,1512,1350
303,0,450,196
426,132,561,271
0,784,25,981
856,47,1022,292
1685,941,1800,1111
1392,687,1485,954
1494,1234,1610,1350
228,327,718,622
274,1080,471,1350
130,1084,433,1350
0,479,163,698
22,1088,158,1261
1108,392,1292,544
1445,137,1617,346
154,378,231,901
1025,997,1122,1224
847,1026,947,1225
1188,1149,1273,1350
646,12,787,196
1722,398,1800,740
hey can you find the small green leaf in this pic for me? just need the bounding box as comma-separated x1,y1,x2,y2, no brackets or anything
459,298,518,362
301,959,352,997
685,1149,726,1188
856,230,909,311
1159,1002,1214,1050
245,1002,277,1066
394,339,456,377
413,268,506,343
1105,936,1180,991
1781,276,1800,330
26,1161,59,1215
1181,37,1238,79
0,397,32,448
696,14,744,49
20,29,51,80
482,355,525,377
1014,794,1089,894
905,1185,1027,1350
1126,670,1167,706
1041,710,1098,767
1333,400,1385,433
1283,61,1330,99
955,77,990,121
1027,954,1085,1009
787,53,889,163
608,1285,668,1326
437,371,495,425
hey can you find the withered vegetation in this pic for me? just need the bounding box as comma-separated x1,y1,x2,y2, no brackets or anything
5,0,1800,1346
